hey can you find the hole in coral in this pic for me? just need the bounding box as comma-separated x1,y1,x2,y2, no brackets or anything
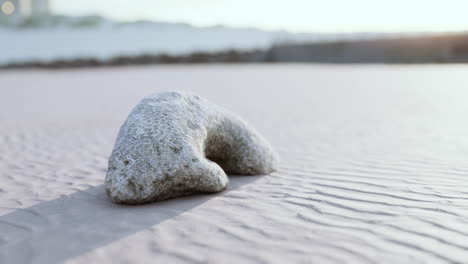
123,160,130,166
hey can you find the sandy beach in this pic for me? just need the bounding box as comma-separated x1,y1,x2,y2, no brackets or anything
1,64,468,263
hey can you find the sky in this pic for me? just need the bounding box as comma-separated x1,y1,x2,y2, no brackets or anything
52,0,468,33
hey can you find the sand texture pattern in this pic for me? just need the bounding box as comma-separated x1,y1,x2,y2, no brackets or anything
1,65,468,263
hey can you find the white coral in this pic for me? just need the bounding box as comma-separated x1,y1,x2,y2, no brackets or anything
105,91,278,204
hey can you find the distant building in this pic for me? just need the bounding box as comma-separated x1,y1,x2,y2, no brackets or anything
0,0,49,19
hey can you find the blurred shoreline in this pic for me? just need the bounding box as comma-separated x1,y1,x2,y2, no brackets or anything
0,50,265,70
1,33,468,69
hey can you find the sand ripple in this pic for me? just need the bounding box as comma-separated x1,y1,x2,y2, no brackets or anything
1,65,468,263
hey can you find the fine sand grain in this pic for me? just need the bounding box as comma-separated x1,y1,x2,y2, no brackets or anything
1,65,468,263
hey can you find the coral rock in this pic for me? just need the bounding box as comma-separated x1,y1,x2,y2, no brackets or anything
105,91,277,204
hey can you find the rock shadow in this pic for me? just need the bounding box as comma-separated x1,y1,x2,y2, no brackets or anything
0,175,263,264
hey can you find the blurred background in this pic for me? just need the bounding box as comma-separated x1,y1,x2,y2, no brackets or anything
1,0,468,68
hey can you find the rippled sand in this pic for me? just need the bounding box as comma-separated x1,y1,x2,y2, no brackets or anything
1,65,468,264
